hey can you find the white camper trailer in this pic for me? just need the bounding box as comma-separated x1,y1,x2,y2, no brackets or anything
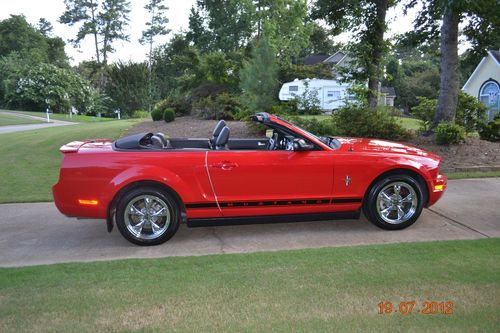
278,78,352,111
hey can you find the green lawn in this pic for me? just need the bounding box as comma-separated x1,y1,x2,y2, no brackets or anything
0,120,138,203
446,170,500,180
4,110,117,123
0,113,44,126
0,239,498,332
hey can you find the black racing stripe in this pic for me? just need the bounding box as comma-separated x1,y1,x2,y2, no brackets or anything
186,198,362,209
331,198,363,204
185,203,219,209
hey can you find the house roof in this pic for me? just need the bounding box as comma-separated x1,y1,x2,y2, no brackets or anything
490,50,500,65
462,50,500,91
303,55,330,65
380,86,396,97
302,52,350,66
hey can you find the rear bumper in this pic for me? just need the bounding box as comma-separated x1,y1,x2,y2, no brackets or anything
427,174,447,207
52,181,108,219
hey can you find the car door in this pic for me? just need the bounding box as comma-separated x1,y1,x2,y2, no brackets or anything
207,150,335,217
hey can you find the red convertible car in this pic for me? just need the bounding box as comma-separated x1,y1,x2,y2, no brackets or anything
53,112,447,245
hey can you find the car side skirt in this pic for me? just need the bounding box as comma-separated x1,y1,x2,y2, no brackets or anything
186,211,361,228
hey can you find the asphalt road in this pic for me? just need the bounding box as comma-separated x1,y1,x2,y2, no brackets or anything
0,178,498,267
0,111,76,134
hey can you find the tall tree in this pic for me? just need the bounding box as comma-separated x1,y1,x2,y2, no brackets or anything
140,0,170,112
312,0,394,108
239,36,279,112
187,0,255,54
407,0,499,127
60,0,131,66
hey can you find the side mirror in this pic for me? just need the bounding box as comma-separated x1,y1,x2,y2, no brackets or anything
293,138,314,151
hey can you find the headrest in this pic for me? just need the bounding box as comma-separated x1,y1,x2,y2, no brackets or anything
215,126,230,147
212,120,227,138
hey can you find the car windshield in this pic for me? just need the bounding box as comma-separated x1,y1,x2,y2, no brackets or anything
277,116,341,150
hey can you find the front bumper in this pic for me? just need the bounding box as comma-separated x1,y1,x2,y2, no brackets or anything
427,174,448,207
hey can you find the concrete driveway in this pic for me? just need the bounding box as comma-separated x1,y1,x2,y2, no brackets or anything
0,178,498,267
0,111,76,134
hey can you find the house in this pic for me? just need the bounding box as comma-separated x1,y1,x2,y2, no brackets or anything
380,86,396,107
462,50,500,120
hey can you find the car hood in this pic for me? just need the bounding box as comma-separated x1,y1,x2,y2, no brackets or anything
335,137,441,160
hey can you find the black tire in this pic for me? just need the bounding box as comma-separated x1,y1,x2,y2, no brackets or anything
115,187,180,246
363,174,426,230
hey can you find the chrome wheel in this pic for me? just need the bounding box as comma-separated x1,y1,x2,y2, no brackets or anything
376,181,418,224
124,195,171,240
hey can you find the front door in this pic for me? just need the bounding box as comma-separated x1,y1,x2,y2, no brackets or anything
207,150,334,217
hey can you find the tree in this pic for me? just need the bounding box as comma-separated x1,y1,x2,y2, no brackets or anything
152,34,202,96
312,0,395,108
407,0,499,128
60,0,131,65
0,15,68,66
9,63,95,113
255,0,311,64
140,0,170,112
239,36,279,112
106,61,149,116
187,0,255,54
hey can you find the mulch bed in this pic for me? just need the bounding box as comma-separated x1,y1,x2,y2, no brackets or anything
126,117,499,172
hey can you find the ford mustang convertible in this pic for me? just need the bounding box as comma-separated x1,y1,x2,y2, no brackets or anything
53,112,447,245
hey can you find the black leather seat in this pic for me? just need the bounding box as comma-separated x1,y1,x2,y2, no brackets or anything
211,120,227,146
215,126,230,150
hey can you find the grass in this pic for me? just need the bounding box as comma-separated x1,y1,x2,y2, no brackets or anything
0,119,139,203
0,113,44,126
446,170,500,180
298,114,423,131
0,238,498,332
4,110,117,123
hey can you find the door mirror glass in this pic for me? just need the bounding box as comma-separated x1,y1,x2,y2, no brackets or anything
293,138,314,151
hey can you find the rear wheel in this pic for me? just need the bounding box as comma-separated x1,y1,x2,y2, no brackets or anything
363,174,425,230
115,187,180,245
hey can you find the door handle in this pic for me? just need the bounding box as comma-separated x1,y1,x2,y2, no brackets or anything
210,161,238,170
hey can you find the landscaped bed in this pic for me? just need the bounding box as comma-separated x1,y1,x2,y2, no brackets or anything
0,239,498,332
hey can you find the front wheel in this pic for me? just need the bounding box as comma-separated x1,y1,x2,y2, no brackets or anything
363,174,426,230
115,187,180,245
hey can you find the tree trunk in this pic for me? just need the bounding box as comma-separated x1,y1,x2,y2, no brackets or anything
90,1,100,64
367,0,389,108
433,8,460,127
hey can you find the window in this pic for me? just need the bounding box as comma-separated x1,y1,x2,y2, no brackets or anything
327,91,341,99
289,85,298,92
479,81,500,120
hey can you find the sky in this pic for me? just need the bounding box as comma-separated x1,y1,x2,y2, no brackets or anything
0,0,420,65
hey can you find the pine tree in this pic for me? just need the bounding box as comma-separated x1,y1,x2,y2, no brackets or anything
239,36,278,112
140,0,170,112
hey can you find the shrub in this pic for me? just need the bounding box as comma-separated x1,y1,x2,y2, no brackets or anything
456,92,487,132
193,93,240,120
478,118,500,142
292,81,322,115
435,122,465,145
412,96,437,132
163,108,175,122
288,116,337,136
333,105,412,141
132,110,149,119
151,101,166,121
269,101,299,116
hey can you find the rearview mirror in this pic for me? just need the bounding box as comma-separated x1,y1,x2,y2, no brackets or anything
293,138,314,151
265,129,274,138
